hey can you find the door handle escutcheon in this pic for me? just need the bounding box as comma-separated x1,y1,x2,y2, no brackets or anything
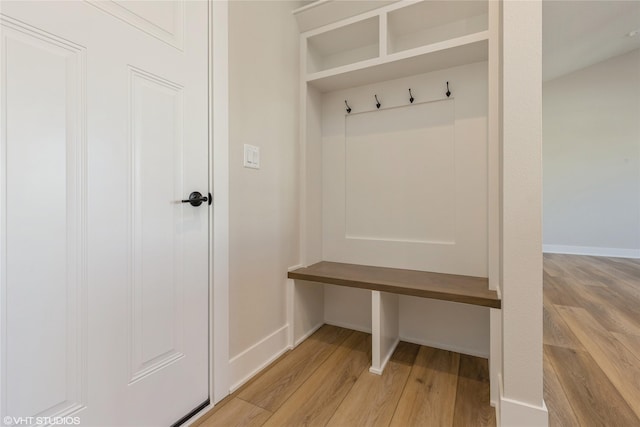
181,191,209,207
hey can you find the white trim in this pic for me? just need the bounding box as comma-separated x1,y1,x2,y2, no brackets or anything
292,0,331,16
399,335,489,359
499,373,549,427
324,320,372,334
189,2,229,422
543,244,640,259
487,0,500,293
494,383,501,427
228,325,290,393
294,321,324,347
211,0,230,405
489,308,502,407
369,337,399,375
86,0,184,50
287,265,303,348
298,34,307,267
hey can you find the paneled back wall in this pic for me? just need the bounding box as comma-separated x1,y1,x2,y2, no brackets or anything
322,61,488,275
320,61,491,356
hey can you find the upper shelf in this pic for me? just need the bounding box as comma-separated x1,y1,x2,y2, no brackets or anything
387,0,488,54
307,15,379,74
293,0,397,32
307,31,488,92
302,0,489,92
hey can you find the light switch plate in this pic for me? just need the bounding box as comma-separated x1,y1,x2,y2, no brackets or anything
243,144,260,169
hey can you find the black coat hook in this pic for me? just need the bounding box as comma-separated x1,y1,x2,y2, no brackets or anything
409,88,414,103
446,82,451,98
375,94,381,109
344,100,351,114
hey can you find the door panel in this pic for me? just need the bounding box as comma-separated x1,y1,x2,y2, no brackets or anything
129,66,185,383
1,1,209,424
1,15,87,419
86,0,184,49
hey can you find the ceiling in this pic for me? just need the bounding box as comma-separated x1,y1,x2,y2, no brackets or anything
543,0,640,81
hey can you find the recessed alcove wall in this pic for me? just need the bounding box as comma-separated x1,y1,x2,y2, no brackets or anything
318,60,490,355
344,100,456,244
322,61,488,275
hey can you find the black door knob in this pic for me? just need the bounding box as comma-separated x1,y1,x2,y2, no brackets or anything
181,191,209,207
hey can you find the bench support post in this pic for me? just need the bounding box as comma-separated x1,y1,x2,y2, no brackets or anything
370,291,400,375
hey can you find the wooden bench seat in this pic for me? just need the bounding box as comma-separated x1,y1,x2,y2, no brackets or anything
288,261,501,309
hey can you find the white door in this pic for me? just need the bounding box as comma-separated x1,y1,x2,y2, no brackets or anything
1,1,209,425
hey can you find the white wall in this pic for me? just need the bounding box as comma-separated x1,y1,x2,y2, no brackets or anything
543,49,640,258
227,0,301,389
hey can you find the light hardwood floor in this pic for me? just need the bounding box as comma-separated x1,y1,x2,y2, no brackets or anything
543,254,640,426
194,327,495,427
194,254,639,426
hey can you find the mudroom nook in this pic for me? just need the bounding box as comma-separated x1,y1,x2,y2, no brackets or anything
289,0,500,377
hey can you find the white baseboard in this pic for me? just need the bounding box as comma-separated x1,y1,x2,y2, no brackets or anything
228,324,290,393
321,324,488,358
294,321,324,347
499,374,549,426
500,397,548,427
369,337,400,375
400,334,489,359
543,244,640,259
324,319,372,334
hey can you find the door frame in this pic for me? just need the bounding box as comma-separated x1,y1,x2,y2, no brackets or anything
187,3,230,424
209,0,231,412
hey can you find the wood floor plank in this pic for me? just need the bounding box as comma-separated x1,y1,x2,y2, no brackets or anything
551,254,612,286
574,269,612,287
582,257,640,300
238,324,352,411
588,286,640,335
609,257,640,275
543,255,568,277
576,285,640,337
544,345,639,427
613,332,640,357
191,394,236,427
543,352,580,427
543,274,583,307
543,303,584,350
390,346,460,427
556,306,640,420
262,331,371,427
588,256,640,285
327,341,419,427
610,257,640,268
452,355,495,427
198,398,272,427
